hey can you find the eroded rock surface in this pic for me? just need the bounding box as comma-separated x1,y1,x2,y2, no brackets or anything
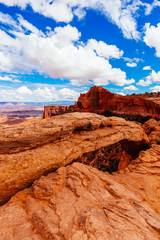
0,162,160,240
0,112,149,204
143,118,160,144
43,104,76,118
77,86,160,119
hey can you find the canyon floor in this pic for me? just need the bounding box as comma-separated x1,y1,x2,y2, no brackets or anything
0,112,160,240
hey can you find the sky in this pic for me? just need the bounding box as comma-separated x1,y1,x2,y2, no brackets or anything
0,0,160,102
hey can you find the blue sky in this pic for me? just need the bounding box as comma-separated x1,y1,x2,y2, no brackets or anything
0,0,160,102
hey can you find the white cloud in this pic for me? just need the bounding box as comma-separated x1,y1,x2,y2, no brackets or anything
0,86,80,102
0,76,21,82
116,92,125,96
70,79,90,87
17,86,32,95
145,0,160,15
144,23,160,57
137,70,160,86
123,85,138,91
137,79,152,86
126,62,137,67
0,12,17,26
143,66,151,70
87,39,123,59
150,85,160,92
0,51,13,72
0,17,134,87
0,0,141,39
123,57,142,63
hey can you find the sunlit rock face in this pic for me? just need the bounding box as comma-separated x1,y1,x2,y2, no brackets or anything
43,104,76,118
76,86,160,120
0,160,160,240
0,112,149,204
1,112,160,239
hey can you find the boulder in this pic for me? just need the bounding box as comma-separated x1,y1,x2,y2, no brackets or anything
143,119,160,144
0,112,149,204
143,118,159,134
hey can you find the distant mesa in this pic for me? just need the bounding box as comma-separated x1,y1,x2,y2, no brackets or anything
43,86,160,121
43,104,76,118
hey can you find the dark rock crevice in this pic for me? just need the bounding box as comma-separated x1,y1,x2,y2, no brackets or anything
73,140,149,174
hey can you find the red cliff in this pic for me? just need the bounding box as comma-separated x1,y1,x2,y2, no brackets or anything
76,86,160,119
43,104,76,118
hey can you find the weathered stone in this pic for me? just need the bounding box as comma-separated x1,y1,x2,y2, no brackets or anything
143,118,159,134
113,144,160,215
77,86,160,119
0,112,149,204
43,104,76,118
0,161,160,240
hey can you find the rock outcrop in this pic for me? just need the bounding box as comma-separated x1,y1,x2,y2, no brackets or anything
143,118,160,144
0,112,149,204
76,86,160,119
1,112,160,240
143,118,159,134
43,104,76,118
42,86,160,120
0,160,160,240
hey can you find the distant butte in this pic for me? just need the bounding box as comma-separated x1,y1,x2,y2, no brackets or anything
43,86,160,121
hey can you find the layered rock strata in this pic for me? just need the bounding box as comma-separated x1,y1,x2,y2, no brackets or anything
43,104,76,118
0,112,149,204
42,86,160,120
76,86,160,119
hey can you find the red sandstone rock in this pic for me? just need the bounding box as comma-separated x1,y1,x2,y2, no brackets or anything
43,104,76,118
143,118,159,134
0,161,160,240
0,112,149,204
76,86,160,119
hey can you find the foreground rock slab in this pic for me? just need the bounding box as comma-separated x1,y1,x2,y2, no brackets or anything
0,112,149,204
0,162,160,240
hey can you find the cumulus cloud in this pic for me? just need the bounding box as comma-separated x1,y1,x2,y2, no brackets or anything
0,0,141,40
123,85,138,91
87,39,123,59
0,51,14,72
0,15,135,87
0,76,21,83
144,23,160,57
126,62,137,67
0,86,80,102
150,85,160,92
70,79,90,87
0,12,17,26
116,92,125,96
144,0,160,15
137,79,152,86
137,70,160,86
143,66,152,70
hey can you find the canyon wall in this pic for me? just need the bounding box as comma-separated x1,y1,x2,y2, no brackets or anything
77,86,160,119
43,104,76,118
43,86,160,120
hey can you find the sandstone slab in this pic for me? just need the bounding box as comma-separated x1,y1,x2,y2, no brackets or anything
0,162,160,240
0,112,149,204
